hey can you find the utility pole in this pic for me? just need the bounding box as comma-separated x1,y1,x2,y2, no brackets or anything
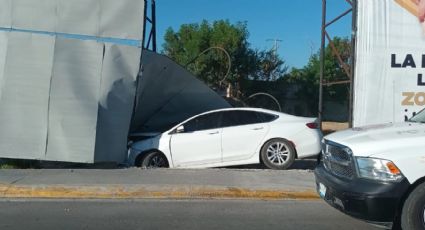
266,38,283,56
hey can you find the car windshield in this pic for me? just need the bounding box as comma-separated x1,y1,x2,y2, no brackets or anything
409,109,425,123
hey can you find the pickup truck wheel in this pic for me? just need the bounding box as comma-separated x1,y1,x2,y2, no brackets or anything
401,182,425,230
141,151,169,168
260,139,295,170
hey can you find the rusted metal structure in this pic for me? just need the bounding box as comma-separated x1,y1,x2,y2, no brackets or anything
319,0,357,128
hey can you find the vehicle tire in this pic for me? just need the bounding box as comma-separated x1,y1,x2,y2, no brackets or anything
401,182,425,230
260,138,295,170
140,151,169,168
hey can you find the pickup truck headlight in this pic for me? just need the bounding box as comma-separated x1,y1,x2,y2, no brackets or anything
356,157,404,182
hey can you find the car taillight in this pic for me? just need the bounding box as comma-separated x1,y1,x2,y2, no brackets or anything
306,122,318,129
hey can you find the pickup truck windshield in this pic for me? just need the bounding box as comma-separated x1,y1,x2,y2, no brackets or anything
410,109,425,123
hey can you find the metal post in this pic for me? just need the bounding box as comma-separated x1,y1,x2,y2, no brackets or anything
142,0,148,49
348,0,357,128
151,0,157,52
318,0,326,130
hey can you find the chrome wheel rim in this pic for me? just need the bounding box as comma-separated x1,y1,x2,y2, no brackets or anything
266,141,290,166
148,154,167,168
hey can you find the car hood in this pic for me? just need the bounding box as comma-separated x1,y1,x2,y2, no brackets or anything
129,134,163,151
324,122,425,157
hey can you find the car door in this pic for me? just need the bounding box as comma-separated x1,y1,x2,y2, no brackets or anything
221,111,269,162
170,112,222,167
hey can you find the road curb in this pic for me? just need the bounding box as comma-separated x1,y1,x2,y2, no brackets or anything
0,184,320,200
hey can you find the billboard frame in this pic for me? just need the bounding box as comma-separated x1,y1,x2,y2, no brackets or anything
318,0,357,128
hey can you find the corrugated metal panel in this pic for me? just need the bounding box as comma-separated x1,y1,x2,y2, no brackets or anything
56,0,101,37
0,1,145,163
0,0,12,28
46,38,103,163
131,51,231,133
99,0,144,40
2,0,144,40
0,32,55,159
12,0,56,32
94,44,141,163
0,31,8,99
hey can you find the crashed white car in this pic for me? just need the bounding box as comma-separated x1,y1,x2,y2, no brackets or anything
128,108,322,169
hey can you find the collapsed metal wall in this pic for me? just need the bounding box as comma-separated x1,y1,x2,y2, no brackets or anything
131,51,231,134
0,1,232,164
0,0,144,163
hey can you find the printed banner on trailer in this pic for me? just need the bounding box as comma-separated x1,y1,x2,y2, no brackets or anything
354,0,425,126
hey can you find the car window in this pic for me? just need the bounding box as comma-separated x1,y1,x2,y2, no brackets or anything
221,111,262,128
256,112,279,123
183,112,221,132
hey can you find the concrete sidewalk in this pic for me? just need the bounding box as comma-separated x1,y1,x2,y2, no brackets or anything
0,168,319,200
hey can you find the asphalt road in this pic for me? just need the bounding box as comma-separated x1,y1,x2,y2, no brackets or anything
0,199,379,230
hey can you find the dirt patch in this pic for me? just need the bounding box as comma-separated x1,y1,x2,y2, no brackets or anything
322,122,349,135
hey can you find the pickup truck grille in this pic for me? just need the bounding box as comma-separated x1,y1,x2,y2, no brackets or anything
323,142,354,179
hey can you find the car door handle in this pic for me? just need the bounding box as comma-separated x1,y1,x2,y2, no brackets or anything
208,131,219,135
252,127,264,131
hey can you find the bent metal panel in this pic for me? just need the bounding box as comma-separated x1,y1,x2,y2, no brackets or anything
0,0,143,163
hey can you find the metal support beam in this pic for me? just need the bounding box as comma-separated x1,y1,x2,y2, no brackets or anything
151,0,157,52
325,8,352,27
319,0,326,130
344,0,353,6
325,31,351,77
142,0,148,50
142,0,157,52
319,0,355,129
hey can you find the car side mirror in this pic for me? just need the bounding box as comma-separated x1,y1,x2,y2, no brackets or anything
176,125,185,134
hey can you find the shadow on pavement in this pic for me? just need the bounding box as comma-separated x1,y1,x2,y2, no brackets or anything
224,159,317,170
2,158,318,171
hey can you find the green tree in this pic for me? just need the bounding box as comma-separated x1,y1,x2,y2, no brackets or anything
255,49,288,81
163,20,287,93
286,37,351,113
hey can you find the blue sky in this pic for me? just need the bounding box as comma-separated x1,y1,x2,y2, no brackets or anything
156,0,352,68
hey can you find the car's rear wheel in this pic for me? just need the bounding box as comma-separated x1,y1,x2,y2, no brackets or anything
141,151,169,168
401,182,425,230
261,139,295,170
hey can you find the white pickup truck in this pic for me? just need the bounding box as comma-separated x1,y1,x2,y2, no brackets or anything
315,109,425,229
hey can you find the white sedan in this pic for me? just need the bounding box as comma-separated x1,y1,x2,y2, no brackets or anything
127,108,322,170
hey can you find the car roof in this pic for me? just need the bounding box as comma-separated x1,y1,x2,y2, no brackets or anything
202,107,280,115
164,107,315,134
163,107,280,134
180,107,282,125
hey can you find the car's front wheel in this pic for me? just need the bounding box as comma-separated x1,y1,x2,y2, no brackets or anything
401,182,425,230
260,139,295,170
140,151,169,168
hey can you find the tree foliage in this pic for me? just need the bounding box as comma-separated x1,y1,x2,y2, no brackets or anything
162,21,350,117
162,20,287,89
286,37,351,111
